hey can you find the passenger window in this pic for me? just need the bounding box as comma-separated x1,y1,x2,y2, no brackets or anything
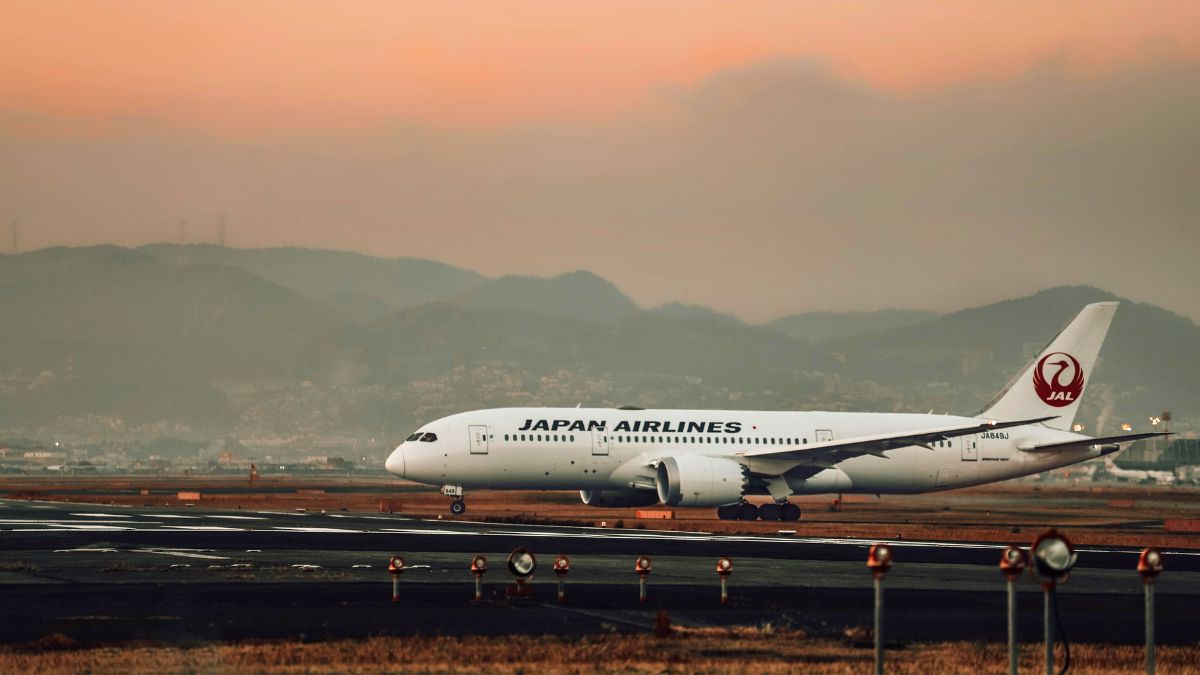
504,434,509,441
420,433,437,442
570,435,575,442
553,434,559,442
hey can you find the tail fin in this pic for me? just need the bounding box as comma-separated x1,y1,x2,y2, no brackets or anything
979,302,1117,431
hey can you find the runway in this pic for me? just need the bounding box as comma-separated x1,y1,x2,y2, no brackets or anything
3,498,1199,645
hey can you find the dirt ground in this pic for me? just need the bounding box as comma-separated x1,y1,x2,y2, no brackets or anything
3,475,1199,549
1,630,1195,674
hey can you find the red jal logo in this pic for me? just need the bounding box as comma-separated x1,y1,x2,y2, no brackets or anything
1033,352,1084,407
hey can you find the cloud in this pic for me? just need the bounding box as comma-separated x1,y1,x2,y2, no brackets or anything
2,56,1198,322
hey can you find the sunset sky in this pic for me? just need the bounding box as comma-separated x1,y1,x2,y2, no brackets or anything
3,1,1199,320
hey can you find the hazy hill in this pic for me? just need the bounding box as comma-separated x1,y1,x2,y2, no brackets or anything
647,302,744,326
140,243,484,309
767,309,938,342
829,286,1200,424
453,270,639,323
313,302,832,390
0,246,348,426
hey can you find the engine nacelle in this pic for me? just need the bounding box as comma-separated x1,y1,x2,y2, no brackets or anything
579,489,660,508
655,455,748,507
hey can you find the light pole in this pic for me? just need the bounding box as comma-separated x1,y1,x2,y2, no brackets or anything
1032,529,1077,675
1000,545,1029,675
1138,548,1164,675
867,543,893,675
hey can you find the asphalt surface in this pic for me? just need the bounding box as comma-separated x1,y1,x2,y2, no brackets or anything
2,498,1198,645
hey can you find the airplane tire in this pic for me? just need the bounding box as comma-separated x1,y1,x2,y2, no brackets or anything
780,503,801,521
450,499,467,515
759,503,782,521
737,503,760,521
716,505,739,520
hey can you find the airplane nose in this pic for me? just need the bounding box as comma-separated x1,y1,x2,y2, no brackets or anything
385,446,406,477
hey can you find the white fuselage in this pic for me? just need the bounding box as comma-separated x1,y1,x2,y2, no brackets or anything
386,407,1103,496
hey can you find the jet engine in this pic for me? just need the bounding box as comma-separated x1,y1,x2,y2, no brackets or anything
655,455,749,507
579,489,660,508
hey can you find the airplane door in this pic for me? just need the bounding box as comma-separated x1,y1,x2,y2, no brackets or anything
815,429,834,443
468,425,490,455
591,429,610,456
961,434,978,461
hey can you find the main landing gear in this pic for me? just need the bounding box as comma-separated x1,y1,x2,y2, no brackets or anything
716,501,800,521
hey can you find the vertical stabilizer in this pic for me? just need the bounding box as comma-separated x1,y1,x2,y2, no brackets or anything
979,302,1117,431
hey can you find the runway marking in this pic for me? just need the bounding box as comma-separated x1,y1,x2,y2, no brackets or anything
53,548,118,553
207,515,267,521
39,524,136,531
138,549,230,560
70,513,133,518
254,511,309,517
155,515,200,519
161,525,245,531
272,527,360,533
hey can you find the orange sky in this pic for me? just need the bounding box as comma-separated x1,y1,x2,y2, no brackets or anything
3,1,1199,135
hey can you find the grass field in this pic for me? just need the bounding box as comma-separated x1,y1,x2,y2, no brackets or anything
2,629,1197,674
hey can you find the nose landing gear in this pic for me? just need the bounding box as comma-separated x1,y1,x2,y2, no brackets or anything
441,485,466,516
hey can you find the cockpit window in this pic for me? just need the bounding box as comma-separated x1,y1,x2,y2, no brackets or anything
405,433,422,442
420,433,438,442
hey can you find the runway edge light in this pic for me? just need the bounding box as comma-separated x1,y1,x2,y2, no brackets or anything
866,543,892,675
554,555,570,603
1139,547,1164,675
635,556,652,603
470,555,488,603
999,546,1028,675
388,555,405,604
716,557,733,605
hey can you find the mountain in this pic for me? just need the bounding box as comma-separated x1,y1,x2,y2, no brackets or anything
453,270,639,323
140,243,484,309
312,303,832,391
646,302,745,327
0,246,348,426
828,286,1200,428
767,309,938,342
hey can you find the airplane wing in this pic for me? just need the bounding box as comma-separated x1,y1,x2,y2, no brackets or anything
743,416,1057,465
1018,431,1171,453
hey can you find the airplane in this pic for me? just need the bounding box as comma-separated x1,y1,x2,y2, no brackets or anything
386,302,1169,520
1101,456,1176,485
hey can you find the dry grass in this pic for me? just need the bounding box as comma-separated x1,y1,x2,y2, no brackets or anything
0,631,1197,674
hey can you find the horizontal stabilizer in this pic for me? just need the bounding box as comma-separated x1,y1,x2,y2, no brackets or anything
1018,432,1171,453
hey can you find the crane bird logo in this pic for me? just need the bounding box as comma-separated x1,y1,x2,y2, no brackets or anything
1033,352,1084,407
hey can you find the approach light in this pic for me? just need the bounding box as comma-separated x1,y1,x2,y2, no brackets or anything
867,543,893,577
1031,529,1077,583
387,555,405,575
470,555,488,575
553,555,570,576
635,556,652,575
716,557,733,576
1138,547,1164,583
999,545,1028,580
507,548,537,579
